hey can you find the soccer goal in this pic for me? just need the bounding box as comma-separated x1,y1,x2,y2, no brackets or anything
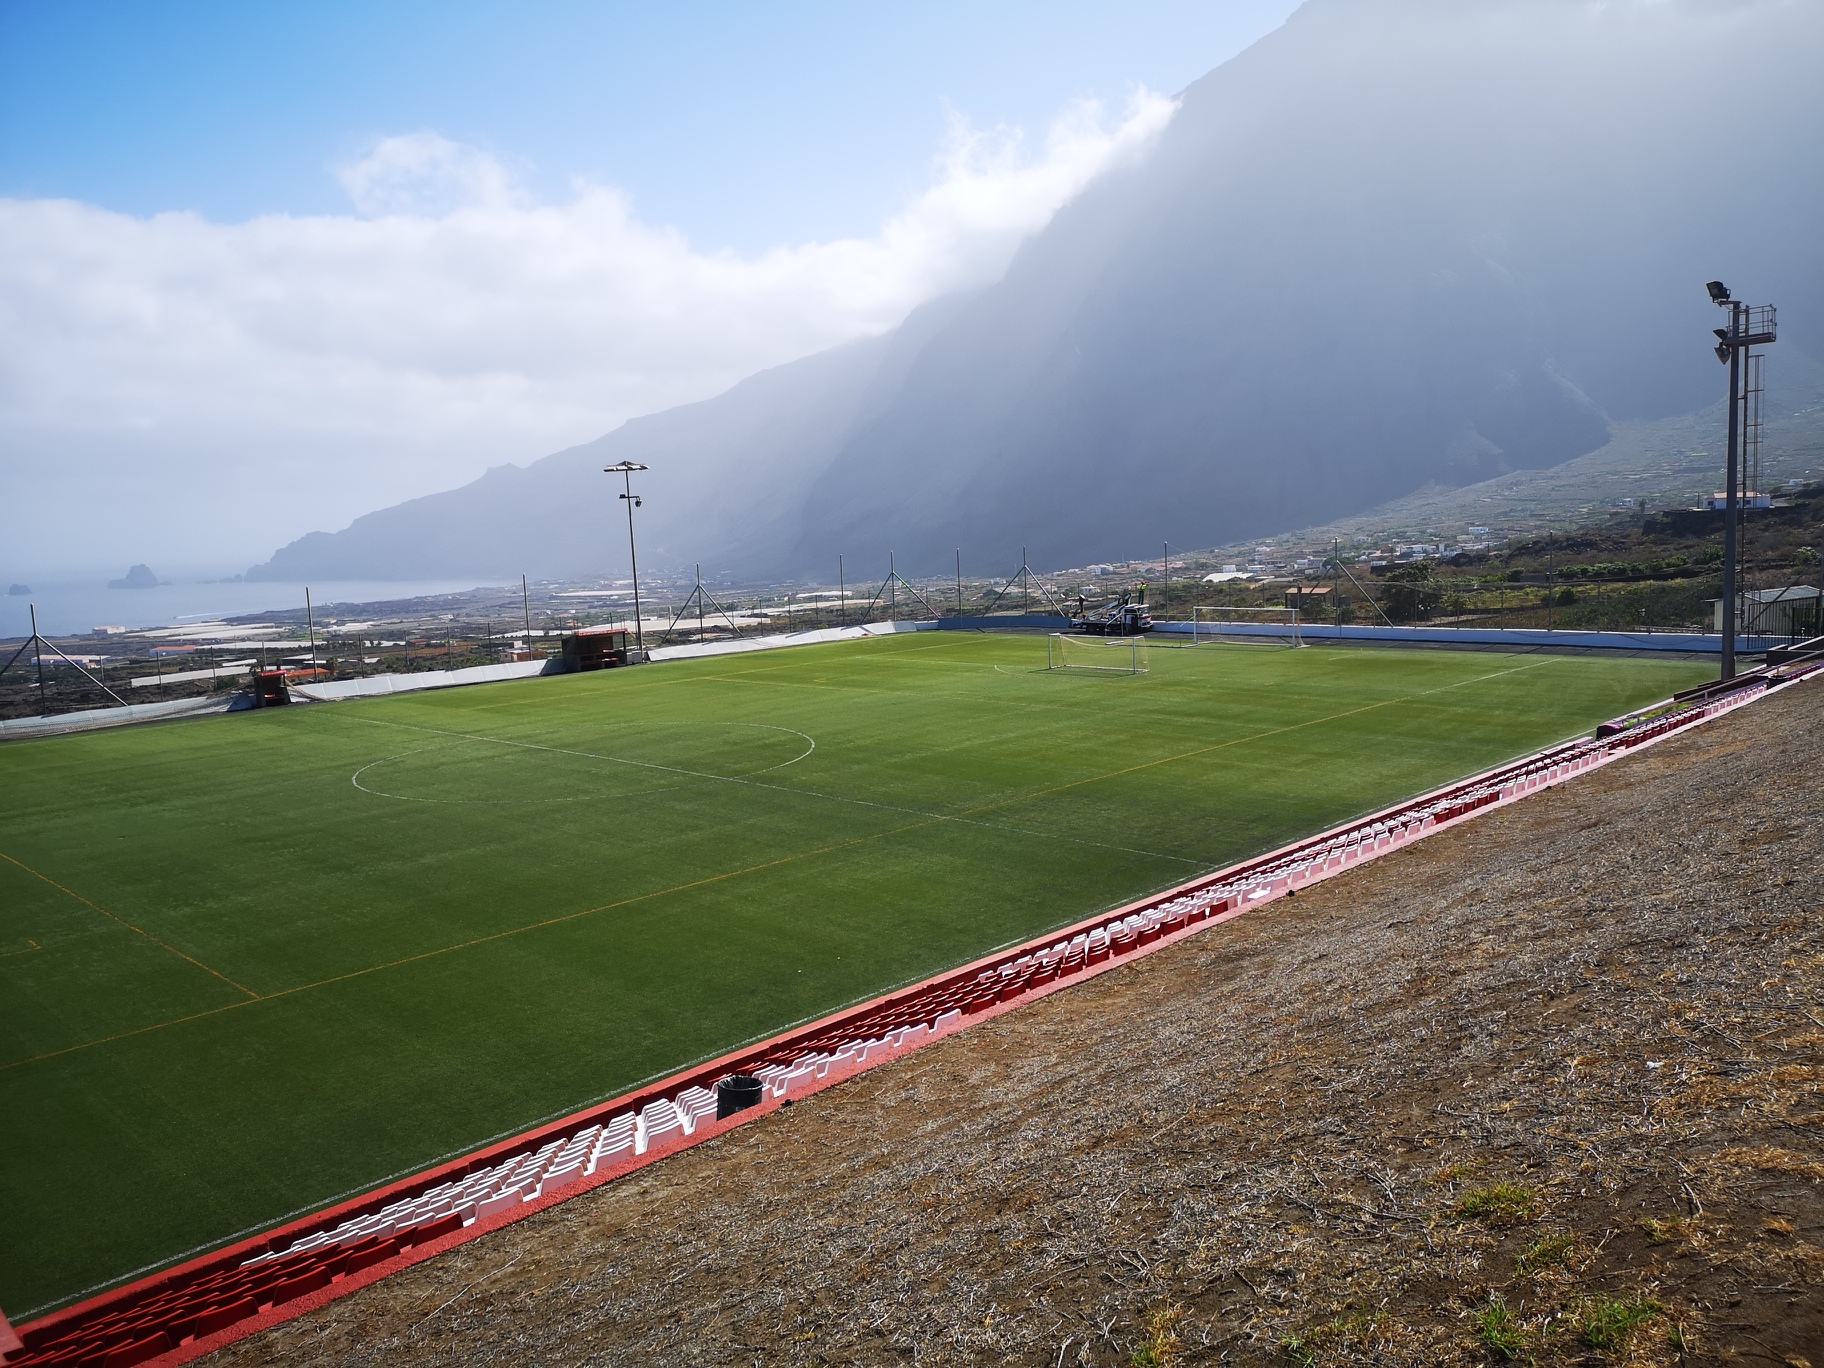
1192,605,1303,648
1046,633,1149,674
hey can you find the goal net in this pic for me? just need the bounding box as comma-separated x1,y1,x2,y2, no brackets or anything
1192,606,1302,648
1046,633,1149,674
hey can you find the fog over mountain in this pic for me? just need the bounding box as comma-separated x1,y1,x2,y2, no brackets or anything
251,0,1824,585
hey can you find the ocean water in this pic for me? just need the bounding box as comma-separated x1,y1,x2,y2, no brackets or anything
2,580,509,640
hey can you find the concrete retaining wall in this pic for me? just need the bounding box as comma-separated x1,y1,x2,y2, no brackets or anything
933,614,1071,631
645,619,932,663
0,692,251,741
287,659,563,702
1147,619,1727,654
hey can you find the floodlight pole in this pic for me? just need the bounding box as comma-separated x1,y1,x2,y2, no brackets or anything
1333,539,1342,634
1721,316,1741,678
605,462,649,651
1706,284,1777,679
1545,534,1554,632
956,549,963,615
305,588,318,672
839,554,845,625
522,575,532,640
30,604,46,715
1163,542,1170,619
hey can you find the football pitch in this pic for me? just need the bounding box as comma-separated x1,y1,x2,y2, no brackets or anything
0,632,1709,1315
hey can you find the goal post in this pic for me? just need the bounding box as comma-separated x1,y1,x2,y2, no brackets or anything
1046,633,1149,674
1191,605,1303,648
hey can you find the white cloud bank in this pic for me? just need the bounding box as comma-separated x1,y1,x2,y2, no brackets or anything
0,91,1176,576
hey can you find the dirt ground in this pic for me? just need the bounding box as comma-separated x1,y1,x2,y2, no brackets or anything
210,680,1824,1367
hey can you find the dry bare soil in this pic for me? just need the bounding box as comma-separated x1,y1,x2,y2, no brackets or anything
212,680,1824,1367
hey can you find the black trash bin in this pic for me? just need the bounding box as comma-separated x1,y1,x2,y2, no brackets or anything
716,1074,765,1119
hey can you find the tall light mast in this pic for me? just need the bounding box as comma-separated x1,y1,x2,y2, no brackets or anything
605,461,649,653
1705,281,1776,680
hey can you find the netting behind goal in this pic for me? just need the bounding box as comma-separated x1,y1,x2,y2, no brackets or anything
1046,633,1149,674
1192,606,1302,647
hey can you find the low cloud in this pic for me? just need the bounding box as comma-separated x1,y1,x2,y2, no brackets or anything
0,90,1176,575
336,131,527,217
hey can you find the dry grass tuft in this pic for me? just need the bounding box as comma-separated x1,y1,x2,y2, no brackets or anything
1130,1304,1184,1367
1638,1214,1695,1244
1280,1311,1387,1367
1572,1293,1660,1350
1453,1181,1539,1227
1713,1144,1824,1179
1471,1295,1525,1360
1515,1230,1576,1275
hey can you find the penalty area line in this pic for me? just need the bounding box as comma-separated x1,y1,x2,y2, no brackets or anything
957,657,1564,819
0,850,258,1000
0,819,944,1075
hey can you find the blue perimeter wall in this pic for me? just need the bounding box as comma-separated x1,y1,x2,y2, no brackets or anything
934,615,1728,655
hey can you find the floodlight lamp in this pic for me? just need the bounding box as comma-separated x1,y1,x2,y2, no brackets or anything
1705,280,1731,304
1715,342,1731,364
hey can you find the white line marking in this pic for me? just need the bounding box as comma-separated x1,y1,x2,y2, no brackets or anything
348,722,815,804
345,715,1200,866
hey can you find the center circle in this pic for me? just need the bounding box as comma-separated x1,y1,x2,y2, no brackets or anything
352,721,814,805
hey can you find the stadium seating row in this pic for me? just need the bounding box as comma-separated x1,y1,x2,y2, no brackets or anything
11,658,1817,1368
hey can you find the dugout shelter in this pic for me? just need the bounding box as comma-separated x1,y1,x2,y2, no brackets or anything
562,627,641,671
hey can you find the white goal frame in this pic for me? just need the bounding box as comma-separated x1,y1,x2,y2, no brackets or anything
1192,605,1303,648
1046,633,1149,674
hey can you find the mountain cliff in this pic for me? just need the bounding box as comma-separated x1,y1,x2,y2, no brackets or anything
252,0,1824,584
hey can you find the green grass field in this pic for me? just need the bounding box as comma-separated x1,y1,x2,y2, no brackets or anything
0,633,1709,1315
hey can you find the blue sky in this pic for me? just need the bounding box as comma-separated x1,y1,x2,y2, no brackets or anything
0,0,1296,250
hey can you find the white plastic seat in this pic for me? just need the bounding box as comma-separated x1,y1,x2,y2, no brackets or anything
642,1099,684,1144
